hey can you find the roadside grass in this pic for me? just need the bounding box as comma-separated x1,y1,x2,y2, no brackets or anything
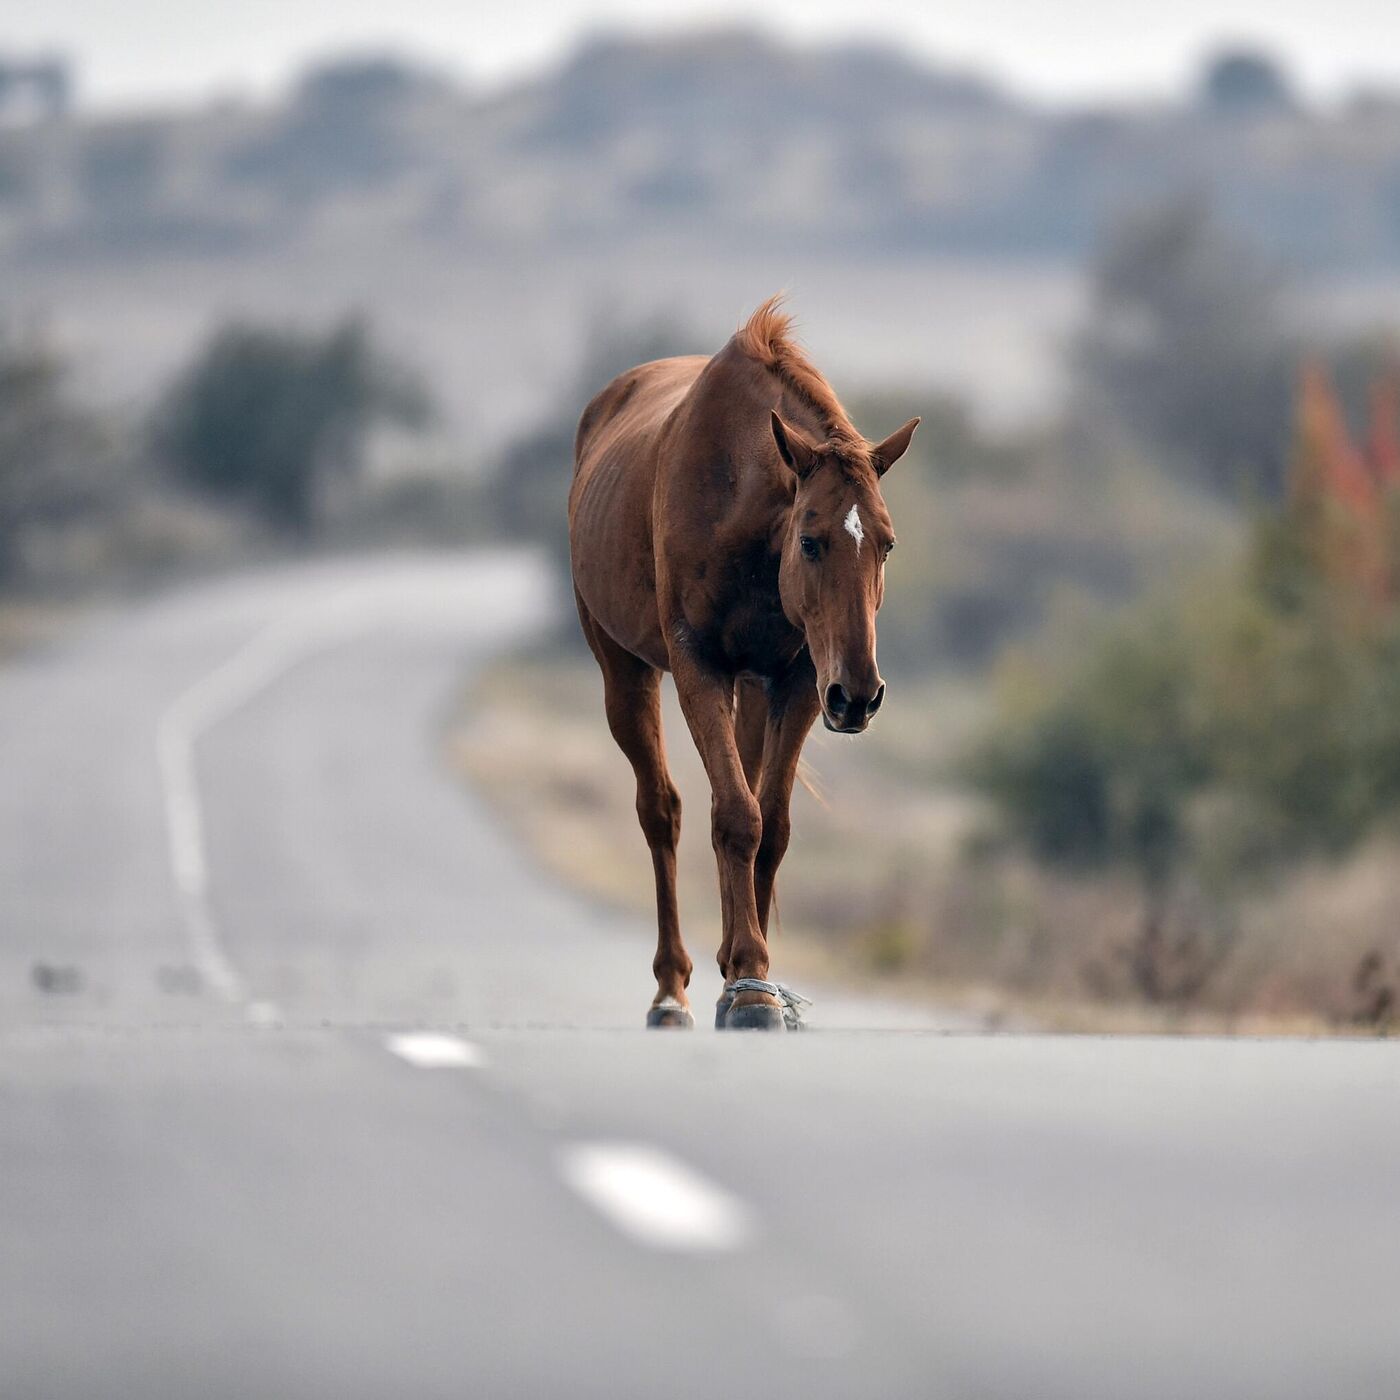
449,653,1393,1035
449,651,985,1003
0,599,80,661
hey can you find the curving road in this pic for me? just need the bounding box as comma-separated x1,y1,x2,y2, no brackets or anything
1,552,1397,1400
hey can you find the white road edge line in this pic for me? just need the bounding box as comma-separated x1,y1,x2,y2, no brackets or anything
384,1032,486,1069
558,1142,752,1252
154,600,373,1014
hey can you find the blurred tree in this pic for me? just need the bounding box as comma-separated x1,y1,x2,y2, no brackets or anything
155,319,429,534
79,124,166,217
225,56,445,198
1198,50,1299,116
0,330,111,583
1076,197,1297,498
294,56,448,109
0,59,71,123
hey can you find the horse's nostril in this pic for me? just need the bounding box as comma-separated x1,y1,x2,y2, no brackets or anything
825,683,851,717
866,685,885,718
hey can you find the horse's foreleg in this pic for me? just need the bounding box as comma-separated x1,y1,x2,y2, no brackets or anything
753,672,822,935
671,656,777,1025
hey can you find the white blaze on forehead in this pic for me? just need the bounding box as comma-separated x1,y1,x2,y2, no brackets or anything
843,503,864,550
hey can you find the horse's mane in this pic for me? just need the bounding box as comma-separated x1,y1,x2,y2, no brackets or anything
735,296,865,455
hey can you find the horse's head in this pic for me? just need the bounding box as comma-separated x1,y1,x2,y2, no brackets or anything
770,410,919,733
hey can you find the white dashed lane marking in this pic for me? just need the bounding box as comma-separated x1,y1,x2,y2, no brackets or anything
558,1142,752,1252
384,1032,486,1069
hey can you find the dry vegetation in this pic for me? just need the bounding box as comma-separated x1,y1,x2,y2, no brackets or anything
450,653,997,1011
451,653,1398,1034
0,599,77,660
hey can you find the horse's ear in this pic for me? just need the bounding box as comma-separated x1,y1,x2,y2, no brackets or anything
771,410,818,478
871,417,920,476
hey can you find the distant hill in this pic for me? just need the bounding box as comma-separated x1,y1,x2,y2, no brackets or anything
2,30,1400,271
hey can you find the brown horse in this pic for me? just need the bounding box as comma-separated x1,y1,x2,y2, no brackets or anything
569,298,918,1030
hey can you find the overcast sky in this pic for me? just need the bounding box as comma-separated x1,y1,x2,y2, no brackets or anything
7,0,1399,111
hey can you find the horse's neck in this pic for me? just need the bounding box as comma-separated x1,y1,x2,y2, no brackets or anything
774,381,833,451
726,441,794,548
684,349,812,542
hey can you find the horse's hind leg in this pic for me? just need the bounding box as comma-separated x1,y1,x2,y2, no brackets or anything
576,597,692,1027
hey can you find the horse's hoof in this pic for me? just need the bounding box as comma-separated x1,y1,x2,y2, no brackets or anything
724,999,787,1031
646,998,695,1029
716,977,810,1031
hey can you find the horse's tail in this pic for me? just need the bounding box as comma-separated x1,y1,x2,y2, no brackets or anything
797,757,826,809
769,759,827,942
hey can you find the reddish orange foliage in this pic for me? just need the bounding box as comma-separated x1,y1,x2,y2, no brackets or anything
1288,360,1400,606
1369,376,1400,488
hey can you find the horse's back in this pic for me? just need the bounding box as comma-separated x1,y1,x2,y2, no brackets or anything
572,355,708,479
570,354,709,667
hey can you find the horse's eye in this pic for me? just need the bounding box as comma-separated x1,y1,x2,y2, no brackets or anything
884,539,896,558
799,536,820,561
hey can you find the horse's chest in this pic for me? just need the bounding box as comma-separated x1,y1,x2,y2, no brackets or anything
715,593,789,669
700,551,801,675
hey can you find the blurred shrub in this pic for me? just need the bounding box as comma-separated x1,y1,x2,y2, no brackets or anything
970,359,1400,997
154,318,429,534
868,403,1233,669
0,328,118,584
972,601,1209,880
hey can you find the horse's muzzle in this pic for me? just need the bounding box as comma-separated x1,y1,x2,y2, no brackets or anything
822,681,885,734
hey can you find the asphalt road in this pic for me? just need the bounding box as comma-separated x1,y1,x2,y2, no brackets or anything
2,551,1397,1400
